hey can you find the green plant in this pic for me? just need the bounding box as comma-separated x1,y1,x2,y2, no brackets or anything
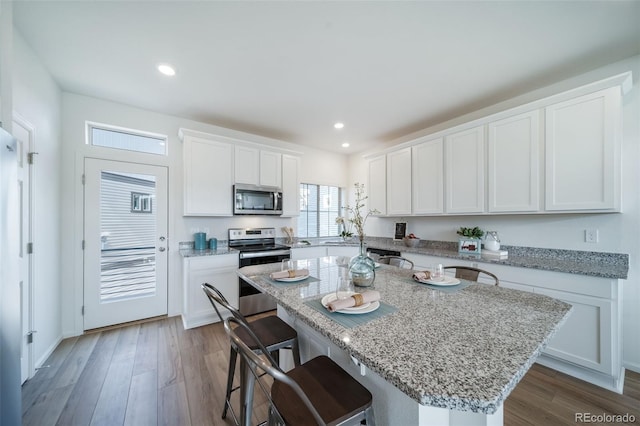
456,226,484,239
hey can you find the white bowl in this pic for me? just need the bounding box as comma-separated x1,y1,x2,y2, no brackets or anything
403,238,420,248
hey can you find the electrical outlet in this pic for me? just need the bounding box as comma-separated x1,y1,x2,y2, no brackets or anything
585,228,599,243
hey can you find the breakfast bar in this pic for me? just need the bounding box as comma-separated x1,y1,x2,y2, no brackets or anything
237,256,573,426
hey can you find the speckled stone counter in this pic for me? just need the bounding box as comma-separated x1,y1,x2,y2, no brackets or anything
237,257,572,416
291,238,629,279
179,241,234,257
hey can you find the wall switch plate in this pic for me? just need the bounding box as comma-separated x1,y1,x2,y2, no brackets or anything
585,228,599,243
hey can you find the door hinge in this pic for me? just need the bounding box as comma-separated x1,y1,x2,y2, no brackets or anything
81,306,84,316
27,242,33,254
82,240,85,250
81,174,86,185
27,331,36,344
27,152,39,165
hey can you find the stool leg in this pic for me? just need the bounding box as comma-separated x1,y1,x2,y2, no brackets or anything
240,357,256,426
222,345,238,419
364,406,376,426
270,349,280,366
291,339,301,367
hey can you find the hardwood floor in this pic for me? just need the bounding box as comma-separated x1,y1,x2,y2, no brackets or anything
23,315,640,426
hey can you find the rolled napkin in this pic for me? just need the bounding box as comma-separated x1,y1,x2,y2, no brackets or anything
270,269,310,279
412,271,432,282
327,290,380,312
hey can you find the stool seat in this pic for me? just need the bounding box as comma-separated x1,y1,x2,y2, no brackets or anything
235,315,298,351
272,355,373,426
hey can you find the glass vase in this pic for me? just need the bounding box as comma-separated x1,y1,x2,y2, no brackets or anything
349,240,375,287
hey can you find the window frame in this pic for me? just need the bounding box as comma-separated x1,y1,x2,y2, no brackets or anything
298,183,344,239
86,121,168,156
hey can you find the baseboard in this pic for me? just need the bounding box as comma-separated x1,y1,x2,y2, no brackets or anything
537,354,625,394
623,360,640,374
35,335,63,371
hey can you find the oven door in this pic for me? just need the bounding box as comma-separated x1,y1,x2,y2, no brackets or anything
238,251,290,315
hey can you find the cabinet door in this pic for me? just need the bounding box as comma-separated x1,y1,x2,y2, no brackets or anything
368,155,387,215
281,154,300,217
488,110,540,212
412,138,444,214
260,150,282,187
535,287,614,375
234,145,259,185
545,87,621,211
386,147,412,215
445,126,485,213
291,246,327,260
183,255,239,329
183,136,233,216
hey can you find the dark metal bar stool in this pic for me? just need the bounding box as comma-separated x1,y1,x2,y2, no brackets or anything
443,266,500,285
202,283,301,425
377,255,414,269
224,316,376,426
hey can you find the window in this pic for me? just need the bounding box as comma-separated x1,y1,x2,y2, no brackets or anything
298,183,342,238
87,122,167,155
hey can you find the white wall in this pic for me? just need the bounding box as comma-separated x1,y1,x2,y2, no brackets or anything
60,93,349,336
348,55,640,371
12,31,63,371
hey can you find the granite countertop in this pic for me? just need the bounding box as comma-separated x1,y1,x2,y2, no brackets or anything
237,258,572,414
291,237,629,279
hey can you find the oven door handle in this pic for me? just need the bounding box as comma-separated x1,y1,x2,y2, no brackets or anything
239,249,291,260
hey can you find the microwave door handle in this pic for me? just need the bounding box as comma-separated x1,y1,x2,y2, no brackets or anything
273,192,277,210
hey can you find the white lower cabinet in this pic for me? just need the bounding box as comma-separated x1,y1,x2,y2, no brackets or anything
291,246,327,260
182,253,239,329
401,252,623,392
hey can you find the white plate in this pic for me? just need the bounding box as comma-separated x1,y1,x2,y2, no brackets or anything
418,276,461,286
320,293,380,314
274,274,310,282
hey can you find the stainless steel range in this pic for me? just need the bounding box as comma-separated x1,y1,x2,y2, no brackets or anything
229,227,291,316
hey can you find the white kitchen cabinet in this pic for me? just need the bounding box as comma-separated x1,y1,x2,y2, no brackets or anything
234,145,259,185
181,253,239,329
412,138,444,215
400,251,623,392
260,150,282,188
235,146,282,188
386,147,412,215
281,154,300,217
487,110,541,212
444,126,485,214
183,135,234,216
545,87,621,212
368,155,387,215
327,245,359,258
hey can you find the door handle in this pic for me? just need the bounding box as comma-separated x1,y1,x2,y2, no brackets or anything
159,236,166,242
158,247,166,252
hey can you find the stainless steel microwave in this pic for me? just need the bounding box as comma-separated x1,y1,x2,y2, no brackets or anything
233,184,283,215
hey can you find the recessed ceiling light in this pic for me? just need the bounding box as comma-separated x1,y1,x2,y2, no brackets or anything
157,63,176,76
341,142,350,148
334,122,344,129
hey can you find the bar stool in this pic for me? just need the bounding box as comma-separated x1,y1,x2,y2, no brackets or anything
377,255,414,269
224,316,376,426
202,283,301,424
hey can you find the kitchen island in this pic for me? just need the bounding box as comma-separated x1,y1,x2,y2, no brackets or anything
237,256,572,426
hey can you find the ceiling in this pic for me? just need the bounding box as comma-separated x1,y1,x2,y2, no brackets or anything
12,1,640,153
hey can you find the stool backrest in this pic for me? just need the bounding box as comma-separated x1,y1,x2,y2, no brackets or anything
443,266,499,285
378,255,414,269
202,282,247,325
224,317,326,425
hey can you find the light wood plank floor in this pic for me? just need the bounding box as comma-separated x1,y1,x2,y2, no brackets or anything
23,315,640,426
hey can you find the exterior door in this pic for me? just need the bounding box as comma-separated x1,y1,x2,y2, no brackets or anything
14,118,33,384
83,158,168,330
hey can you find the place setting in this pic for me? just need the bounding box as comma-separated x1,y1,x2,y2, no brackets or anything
305,275,398,328
268,259,320,285
412,264,471,293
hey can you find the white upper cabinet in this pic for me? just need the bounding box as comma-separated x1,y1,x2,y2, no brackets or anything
234,146,259,185
260,150,282,188
412,138,444,215
183,135,233,216
545,87,621,212
235,146,282,188
386,147,412,215
281,154,300,217
487,110,541,212
445,126,485,214
368,155,387,215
